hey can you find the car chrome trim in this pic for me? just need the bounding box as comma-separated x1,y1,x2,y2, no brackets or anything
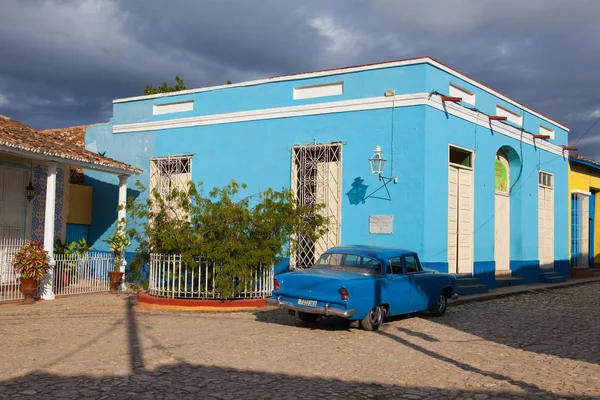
267,297,356,318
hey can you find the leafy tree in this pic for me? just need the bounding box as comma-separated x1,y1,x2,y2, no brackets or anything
124,180,328,298
226,80,232,85
144,76,187,95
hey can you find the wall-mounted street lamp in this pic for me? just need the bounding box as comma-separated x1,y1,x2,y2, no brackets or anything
25,180,35,202
369,145,386,175
367,145,397,201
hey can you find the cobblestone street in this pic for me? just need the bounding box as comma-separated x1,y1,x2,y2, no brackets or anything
0,282,599,399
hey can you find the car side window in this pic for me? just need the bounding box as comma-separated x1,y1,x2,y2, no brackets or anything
388,257,404,274
405,255,421,273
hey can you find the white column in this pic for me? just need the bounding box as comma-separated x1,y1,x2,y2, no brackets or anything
40,162,57,300
118,175,128,291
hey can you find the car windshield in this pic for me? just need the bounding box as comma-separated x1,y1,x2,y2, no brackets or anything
313,253,382,275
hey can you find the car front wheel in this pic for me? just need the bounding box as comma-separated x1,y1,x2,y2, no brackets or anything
429,292,447,317
360,305,384,331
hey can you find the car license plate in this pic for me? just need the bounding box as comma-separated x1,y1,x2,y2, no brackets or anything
298,299,317,307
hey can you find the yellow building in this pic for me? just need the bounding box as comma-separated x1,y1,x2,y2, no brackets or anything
568,154,600,277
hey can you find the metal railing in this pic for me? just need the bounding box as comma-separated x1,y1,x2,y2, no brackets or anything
54,252,114,296
0,237,27,302
149,254,273,299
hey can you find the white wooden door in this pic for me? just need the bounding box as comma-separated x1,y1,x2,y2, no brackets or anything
457,168,474,273
448,166,473,274
494,193,510,272
538,184,555,269
448,166,458,274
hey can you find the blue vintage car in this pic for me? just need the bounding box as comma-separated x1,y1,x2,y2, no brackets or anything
267,245,458,331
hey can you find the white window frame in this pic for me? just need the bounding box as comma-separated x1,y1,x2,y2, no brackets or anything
540,125,555,140
539,171,553,189
153,100,194,115
293,82,344,100
449,83,476,105
448,144,475,170
496,105,523,126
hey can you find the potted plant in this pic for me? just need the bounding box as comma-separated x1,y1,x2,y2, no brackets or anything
104,227,131,293
12,240,49,304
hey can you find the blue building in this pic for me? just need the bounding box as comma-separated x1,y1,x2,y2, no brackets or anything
85,57,570,289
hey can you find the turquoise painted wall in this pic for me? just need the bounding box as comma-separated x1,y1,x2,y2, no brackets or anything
113,64,428,125
425,64,569,146
86,59,570,285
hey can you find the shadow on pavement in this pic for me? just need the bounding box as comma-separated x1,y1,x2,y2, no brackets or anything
2,362,594,399
432,285,600,365
254,308,353,331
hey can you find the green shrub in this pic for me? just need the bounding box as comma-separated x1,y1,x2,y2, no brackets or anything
125,180,328,298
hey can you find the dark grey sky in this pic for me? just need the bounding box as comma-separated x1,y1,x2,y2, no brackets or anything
1,0,599,157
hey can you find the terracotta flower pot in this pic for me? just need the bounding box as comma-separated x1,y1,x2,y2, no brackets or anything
109,271,124,294
20,277,37,304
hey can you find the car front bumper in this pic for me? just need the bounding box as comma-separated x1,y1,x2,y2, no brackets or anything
267,296,356,318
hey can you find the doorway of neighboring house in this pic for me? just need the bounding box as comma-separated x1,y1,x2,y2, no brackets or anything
0,165,28,286
291,142,342,268
571,190,590,268
590,190,596,267
0,165,27,239
494,151,511,274
539,171,555,270
448,146,474,275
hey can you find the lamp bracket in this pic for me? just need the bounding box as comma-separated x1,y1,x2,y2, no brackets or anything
364,174,397,201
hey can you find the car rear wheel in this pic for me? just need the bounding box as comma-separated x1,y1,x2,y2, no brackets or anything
360,305,384,331
429,292,447,317
298,311,319,323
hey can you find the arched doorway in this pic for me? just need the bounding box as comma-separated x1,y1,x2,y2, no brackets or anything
494,150,511,273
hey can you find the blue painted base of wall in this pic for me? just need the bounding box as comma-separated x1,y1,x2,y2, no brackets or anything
554,259,570,278
510,260,540,285
422,262,447,273
473,261,496,287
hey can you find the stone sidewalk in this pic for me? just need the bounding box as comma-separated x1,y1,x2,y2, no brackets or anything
450,275,600,306
0,282,599,399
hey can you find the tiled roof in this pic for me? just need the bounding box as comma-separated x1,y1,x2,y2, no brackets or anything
0,115,141,175
569,154,600,170
41,125,87,148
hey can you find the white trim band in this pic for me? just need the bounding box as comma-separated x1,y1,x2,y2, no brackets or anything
113,92,568,157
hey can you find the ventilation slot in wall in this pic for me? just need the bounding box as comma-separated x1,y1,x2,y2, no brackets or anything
540,125,555,140
495,105,523,126
449,83,475,105
293,82,344,100
153,100,194,115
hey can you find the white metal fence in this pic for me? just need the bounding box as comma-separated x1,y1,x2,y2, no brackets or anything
0,237,27,302
149,254,273,299
1,242,115,302
54,252,114,296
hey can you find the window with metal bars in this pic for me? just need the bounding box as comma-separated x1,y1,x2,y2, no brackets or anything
150,155,192,219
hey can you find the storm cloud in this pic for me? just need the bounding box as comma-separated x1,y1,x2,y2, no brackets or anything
1,0,599,156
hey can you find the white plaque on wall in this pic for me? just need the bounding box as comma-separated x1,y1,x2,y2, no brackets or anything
369,215,393,234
